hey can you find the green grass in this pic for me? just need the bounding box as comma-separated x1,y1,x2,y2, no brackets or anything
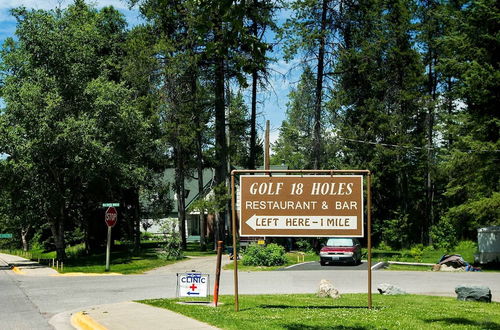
385,264,433,271
184,242,217,257
59,248,177,274
2,243,178,274
369,241,477,264
1,241,219,274
224,251,317,271
141,294,500,330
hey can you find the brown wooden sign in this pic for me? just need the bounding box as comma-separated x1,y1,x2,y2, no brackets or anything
239,175,363,237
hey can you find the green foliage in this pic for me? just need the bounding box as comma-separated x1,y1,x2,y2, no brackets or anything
157,221,184,261
295,239,314,253
408,244,425,262
430,218,458,252
242,243,287,266
188,183,230,215
378,214,410,250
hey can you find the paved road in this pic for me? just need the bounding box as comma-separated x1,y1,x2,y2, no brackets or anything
281,261,369,271
1,254,500,329
0,269,52,330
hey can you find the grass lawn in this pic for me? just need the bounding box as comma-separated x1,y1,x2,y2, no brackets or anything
2,241,221,274
184,242,217,257
3,241,188,274
142,294,500,330
369,241,477,265
223,251,317,271
385,264,433,271
59,247,176,274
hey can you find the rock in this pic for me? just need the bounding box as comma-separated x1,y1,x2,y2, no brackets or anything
317,279,341,299
377,283,407,295
440,264,465,272
432,264,441,271
455,285,491,302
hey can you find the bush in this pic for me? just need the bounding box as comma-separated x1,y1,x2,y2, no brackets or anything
379,214,410,250
242,243,287,266
408,244,425,262
377,241,392,251
430,219,457,252
295,239,313,253
157,222,183,261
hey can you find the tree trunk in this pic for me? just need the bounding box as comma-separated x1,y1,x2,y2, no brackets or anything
313,0,328,170
175,146,188,250
50,205,66,261
426,52,437,244
21,225,30,252
249,3,258,170
133,189,141,252
196,137,207,251
213,18,228,245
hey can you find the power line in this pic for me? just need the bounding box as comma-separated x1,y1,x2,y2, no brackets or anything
338,137,500,153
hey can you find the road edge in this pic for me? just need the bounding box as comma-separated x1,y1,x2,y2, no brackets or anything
71,312,107,330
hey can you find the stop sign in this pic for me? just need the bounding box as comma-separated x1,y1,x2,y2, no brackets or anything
105,207,118,227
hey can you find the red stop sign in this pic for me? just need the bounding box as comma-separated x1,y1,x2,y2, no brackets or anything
105,207,118,227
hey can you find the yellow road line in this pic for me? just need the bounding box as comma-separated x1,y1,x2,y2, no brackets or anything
71,311,108,330
51,272,122,277
12,266,26,275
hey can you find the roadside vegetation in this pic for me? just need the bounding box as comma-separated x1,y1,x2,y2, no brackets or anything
0,241,213,274
142,294,500,329
370,240,476,265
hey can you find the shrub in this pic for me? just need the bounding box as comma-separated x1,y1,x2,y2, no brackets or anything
430,219,457,252
379,214,409,250
157,222,183,260
295,239,313,253
242,243,287,266
377,241,392,251
408,244,425,262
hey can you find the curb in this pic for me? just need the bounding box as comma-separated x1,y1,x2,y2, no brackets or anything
71,312,107,330
371,261,388,270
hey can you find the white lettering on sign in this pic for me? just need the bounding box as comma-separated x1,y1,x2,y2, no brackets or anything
239,175,364,237
311,182,353,195
245,200,318,210
249,182,284,195
246,215,357,231
177,273,209,297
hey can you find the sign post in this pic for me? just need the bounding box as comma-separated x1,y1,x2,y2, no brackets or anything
231,169,372,311
104,206,118,271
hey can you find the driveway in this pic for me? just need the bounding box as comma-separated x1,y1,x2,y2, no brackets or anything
280,261,369,271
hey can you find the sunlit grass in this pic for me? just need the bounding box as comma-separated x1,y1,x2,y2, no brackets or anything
142,293,500,330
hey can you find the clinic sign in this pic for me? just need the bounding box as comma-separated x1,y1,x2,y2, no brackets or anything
239,175,363,237
177,273,209,297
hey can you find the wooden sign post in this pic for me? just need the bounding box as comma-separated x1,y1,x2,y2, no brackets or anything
231,170,372,311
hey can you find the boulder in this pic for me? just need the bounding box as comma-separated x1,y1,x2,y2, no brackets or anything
455,285,491,302
440,264,465,272
377,283,407,295
317,279,341,299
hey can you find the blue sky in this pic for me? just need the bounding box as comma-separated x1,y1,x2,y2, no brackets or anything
0,0,298,144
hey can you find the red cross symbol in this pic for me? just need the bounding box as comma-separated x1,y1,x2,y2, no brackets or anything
189,284,197,291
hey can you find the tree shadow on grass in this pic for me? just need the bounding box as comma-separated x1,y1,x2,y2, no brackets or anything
424,318,500,330
284,324,368,330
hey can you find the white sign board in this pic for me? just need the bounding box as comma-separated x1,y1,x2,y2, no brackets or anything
177,273,209,297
